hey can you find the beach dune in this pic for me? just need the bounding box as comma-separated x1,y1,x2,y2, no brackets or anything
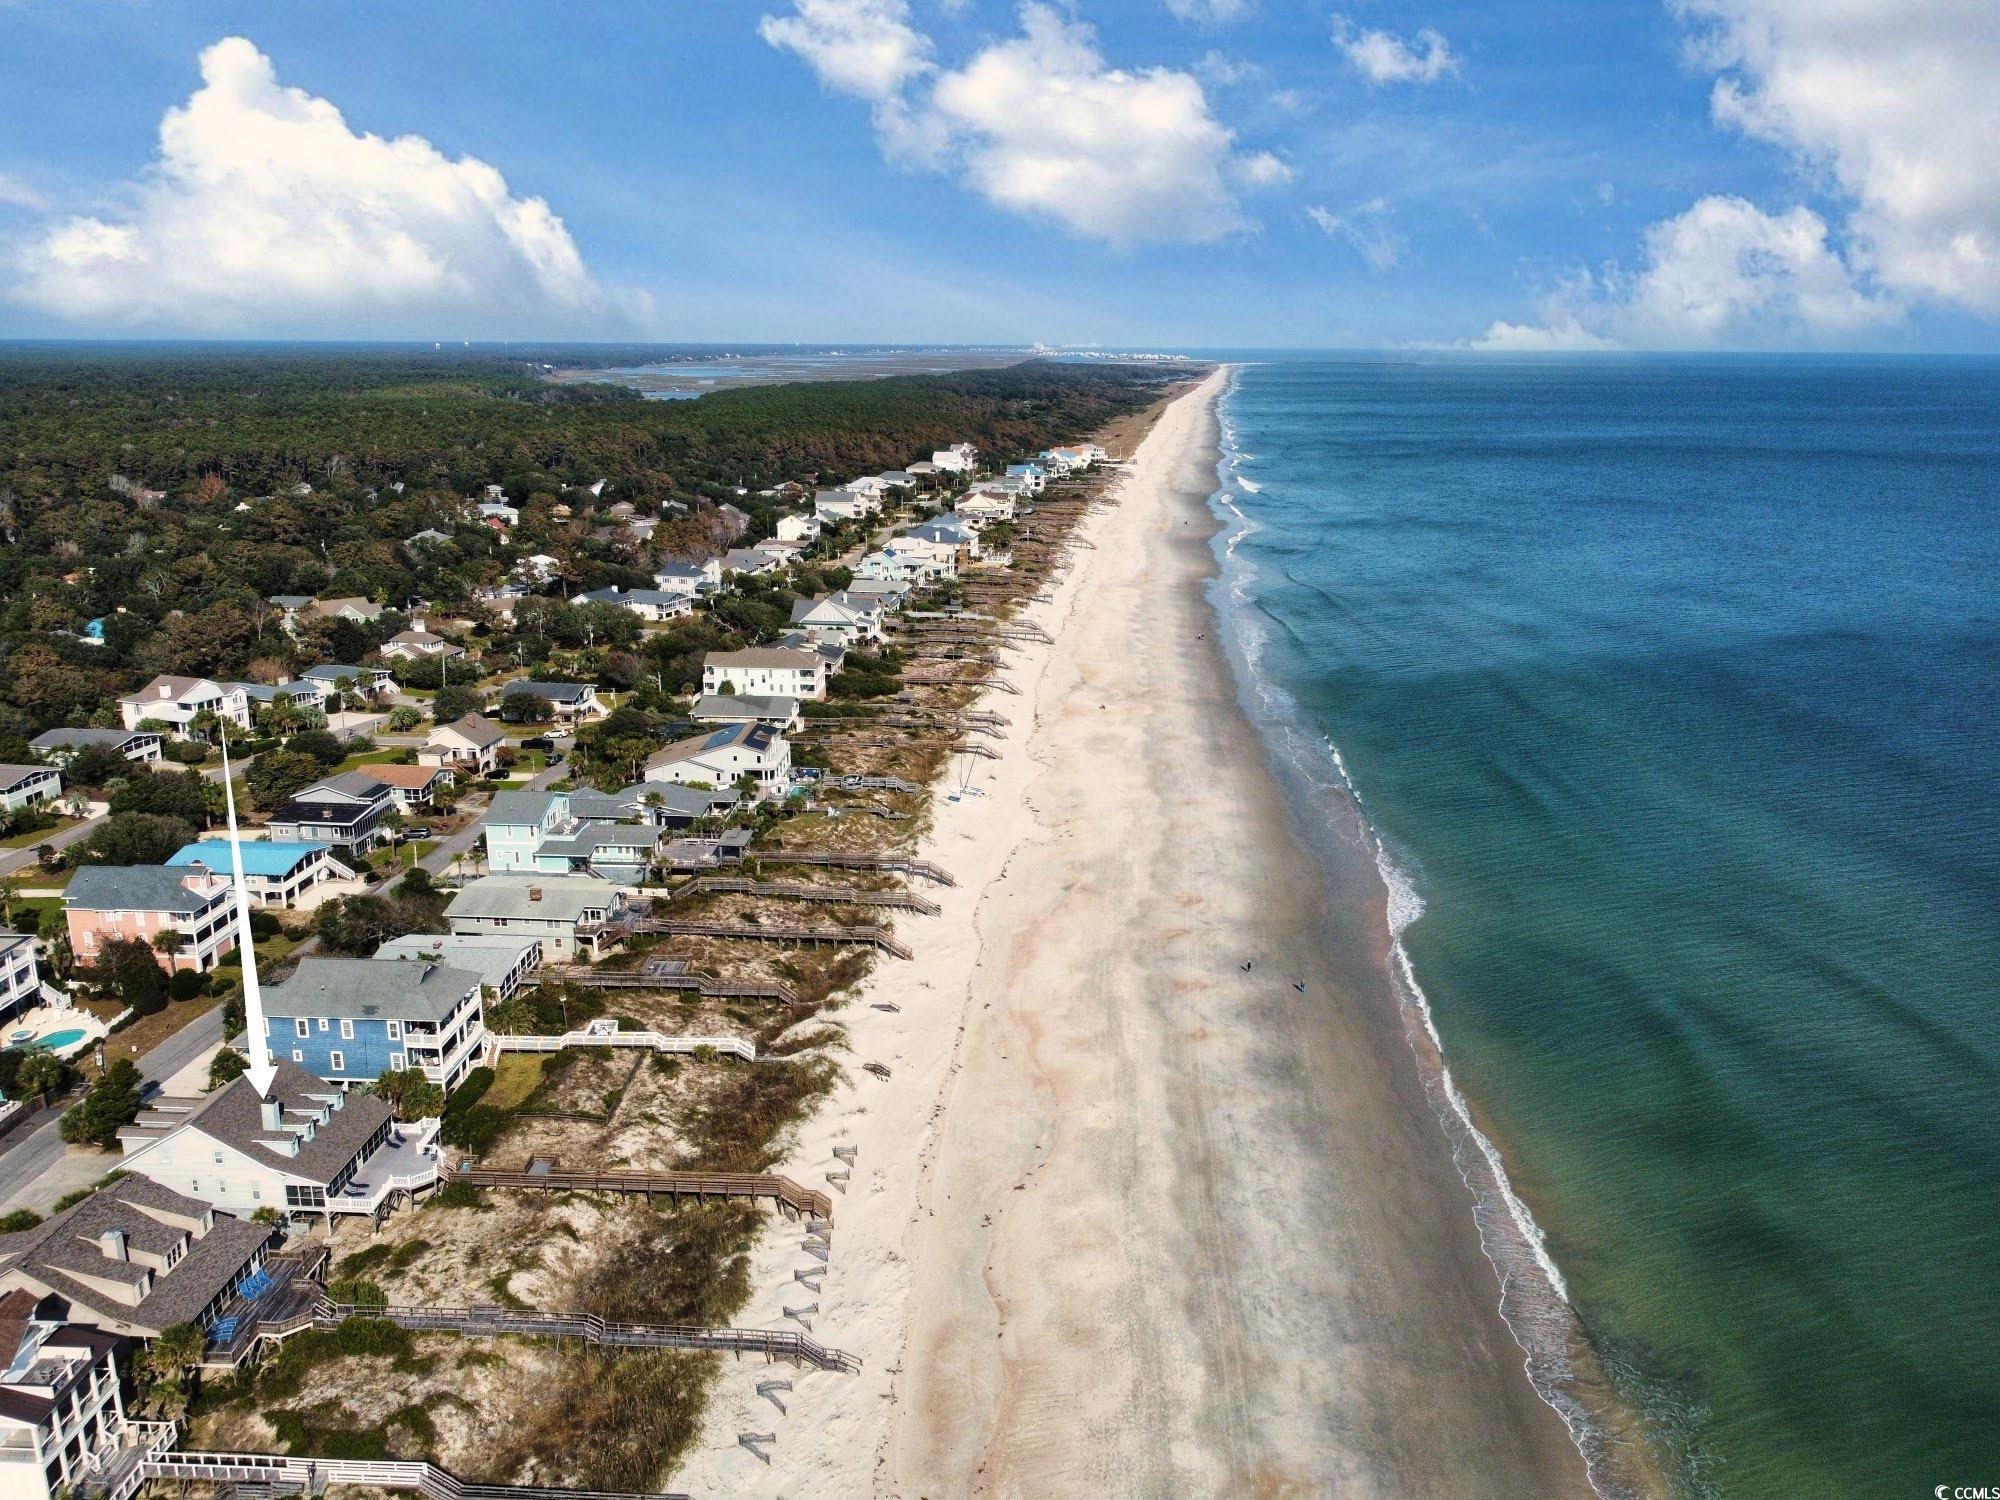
675,371,1592,1498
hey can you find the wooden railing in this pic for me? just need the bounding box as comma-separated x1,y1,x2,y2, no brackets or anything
137,1447,685,1500
669,876,940,916
754,849,956,886
539,965,798,1004
490,1029,756,1061
453,1162,834,1221
319,1301,861,1375
632,917,913,960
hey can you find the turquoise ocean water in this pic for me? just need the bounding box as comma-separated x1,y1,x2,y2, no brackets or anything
1207,356,2000,1497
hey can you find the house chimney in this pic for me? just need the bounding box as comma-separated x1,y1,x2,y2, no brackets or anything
158,683,171,699
528,886,543,902
260,1097,284,1131
98,1229,127,1262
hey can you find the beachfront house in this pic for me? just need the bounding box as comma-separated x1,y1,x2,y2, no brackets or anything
702,647,828,701
690,693,802,733
374,933,542,1003
165,841,355,909
421,713,507,776
1005,462,1047,494
118,1062,431,1223
117,676,252,738
0,1293,127,1500
495,680,607,724
264,957,487,1091
645,722,791,798
0,1176,273,1342
0,766,61,816
444,875,632,962
62,865,235,974
28,728,163,769
263,772,395,855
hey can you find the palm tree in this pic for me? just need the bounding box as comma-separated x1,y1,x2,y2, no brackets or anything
153,929,185,961
15,1050,64,1104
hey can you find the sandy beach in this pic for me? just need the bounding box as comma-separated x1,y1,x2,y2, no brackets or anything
675,370,1594,1497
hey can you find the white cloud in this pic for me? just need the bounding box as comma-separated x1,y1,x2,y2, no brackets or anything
1233,151,1293,187
1471,317,1618,351
1166,0,1254,24
764,1,1264,246
1334,17,1460,85
758,0,932,101
1306,199,1403,272
1195,50,1260,87
9,38,634,335
1483,195,1899,348
0,172,44,211
1674,0,2000,312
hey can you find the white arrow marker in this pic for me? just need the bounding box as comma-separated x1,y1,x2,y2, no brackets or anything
217,734,277,1098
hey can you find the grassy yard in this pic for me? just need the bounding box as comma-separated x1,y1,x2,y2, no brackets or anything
0,816,78,849
484,1054,547,1113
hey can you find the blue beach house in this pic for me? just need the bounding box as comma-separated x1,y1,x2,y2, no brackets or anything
263,956,486,1090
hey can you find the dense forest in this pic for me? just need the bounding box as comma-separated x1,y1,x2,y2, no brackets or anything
0,347,1170,747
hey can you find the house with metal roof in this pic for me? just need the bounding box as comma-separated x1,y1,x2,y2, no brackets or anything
0,1177,272,1341
301,664,397,701
166,841,354,908
576,587,693,623
264,957,486,1090
374,934,542,1003
690,693,802,732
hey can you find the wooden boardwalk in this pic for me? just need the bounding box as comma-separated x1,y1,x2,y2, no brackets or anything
454,1162,834,1221
320,1301,861,1374
670,876,940,916
634,916,913,960
542,962,797,1004
756,849,956,885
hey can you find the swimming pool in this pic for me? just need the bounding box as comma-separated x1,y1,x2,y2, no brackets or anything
7,1028,88,1052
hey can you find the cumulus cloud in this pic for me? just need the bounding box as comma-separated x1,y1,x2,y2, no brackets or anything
1334,17,1460,85
9,38,634,335
757,0,932,101
763,0,1277,246
1675,0,2000,312
1306,200,1404,272
0,173,44,211
1478,195,1898,348
1165,0,1254,23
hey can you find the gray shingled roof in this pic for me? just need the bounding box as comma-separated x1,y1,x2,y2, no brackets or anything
136,1061,392,1189
0,1176,270,1335
30,728,152,752
486,790,561,825
265,957,478,1024
64,865,219,915
446,875,619,924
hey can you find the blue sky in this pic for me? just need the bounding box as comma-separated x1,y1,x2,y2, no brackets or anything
0,0,1994,350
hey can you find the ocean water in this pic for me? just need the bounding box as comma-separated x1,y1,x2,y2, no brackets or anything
1208,356,2000,1498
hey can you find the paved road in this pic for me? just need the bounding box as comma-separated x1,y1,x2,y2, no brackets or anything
0,1003,226,1213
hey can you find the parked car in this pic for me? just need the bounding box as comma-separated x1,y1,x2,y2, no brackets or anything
405,824,433,839
521,736,554,751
